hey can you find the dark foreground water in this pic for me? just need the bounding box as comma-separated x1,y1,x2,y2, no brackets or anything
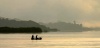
0,31,100,48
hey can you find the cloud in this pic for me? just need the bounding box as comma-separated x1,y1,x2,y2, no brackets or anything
0,0,100,27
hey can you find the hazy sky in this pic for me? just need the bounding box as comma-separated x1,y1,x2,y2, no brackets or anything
0,0,100,27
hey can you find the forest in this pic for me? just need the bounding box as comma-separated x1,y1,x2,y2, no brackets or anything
0,27,42,33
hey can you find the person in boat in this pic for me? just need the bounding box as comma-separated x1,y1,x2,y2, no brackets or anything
36,35,42,40
31,35,34,40
36,35,38,39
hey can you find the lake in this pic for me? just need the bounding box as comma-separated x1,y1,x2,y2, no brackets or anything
0,31,100,48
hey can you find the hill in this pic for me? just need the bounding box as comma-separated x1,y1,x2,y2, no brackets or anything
0,17,53,32
45,21,83,32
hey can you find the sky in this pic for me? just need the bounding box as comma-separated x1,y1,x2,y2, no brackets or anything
0,0,100,27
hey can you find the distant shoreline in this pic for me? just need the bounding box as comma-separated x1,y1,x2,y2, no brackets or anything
0,27,42,33
0,32,42,34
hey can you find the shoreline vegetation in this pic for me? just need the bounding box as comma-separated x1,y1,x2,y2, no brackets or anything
0,27,42,33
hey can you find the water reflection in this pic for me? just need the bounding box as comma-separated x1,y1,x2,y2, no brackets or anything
0,31,100,48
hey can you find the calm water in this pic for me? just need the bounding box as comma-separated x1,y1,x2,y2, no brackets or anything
0,31,100,48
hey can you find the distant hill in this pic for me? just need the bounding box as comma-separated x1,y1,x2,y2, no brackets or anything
0,17,54,32
40,21,100,32
44,21,83,32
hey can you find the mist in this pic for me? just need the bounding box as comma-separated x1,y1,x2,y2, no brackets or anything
0,0,100,27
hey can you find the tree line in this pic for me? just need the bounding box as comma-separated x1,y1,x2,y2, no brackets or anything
0,27,42,33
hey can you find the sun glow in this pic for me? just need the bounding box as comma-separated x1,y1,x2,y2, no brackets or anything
83,21,100,27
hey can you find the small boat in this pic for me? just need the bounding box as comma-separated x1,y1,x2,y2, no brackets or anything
31,35,42,40
35,37,42,40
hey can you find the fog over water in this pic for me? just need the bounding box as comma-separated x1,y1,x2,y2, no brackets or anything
0,31,100,48
0,0,100,48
